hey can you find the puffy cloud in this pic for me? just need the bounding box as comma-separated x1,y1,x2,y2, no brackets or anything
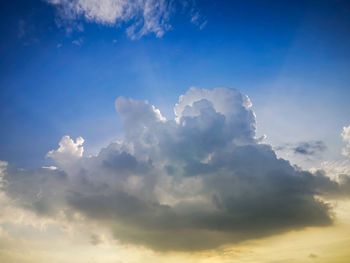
46,135,84,168
2,87,350,251
44,0,204,39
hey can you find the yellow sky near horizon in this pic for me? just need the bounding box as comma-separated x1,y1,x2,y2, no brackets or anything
1,198,349,263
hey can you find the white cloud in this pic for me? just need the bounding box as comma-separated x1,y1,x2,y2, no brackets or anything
190,11,207,30
342,125,350,158
320,159,350,181
318,124,350,182
45,0,203,39
46,135,84,167
72,37,84,46
2,88,350,251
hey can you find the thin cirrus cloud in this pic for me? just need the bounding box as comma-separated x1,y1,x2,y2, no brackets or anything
1,87,350,251
44,0,206,39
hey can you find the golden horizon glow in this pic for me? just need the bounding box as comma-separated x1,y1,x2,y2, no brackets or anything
1,196,349,263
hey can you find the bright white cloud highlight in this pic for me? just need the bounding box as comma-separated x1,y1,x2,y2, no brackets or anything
46,135,84,167
45,0,204,39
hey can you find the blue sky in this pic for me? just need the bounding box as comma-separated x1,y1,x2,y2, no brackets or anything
1,0,350,168
2,1,350,262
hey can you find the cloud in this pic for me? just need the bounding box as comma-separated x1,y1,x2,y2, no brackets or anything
72,37,84,46
309,253,318,258
1,87,350,251
190,10,207,30
44,0,204,39
1,164,68,216
275,141,327,157
293,141,327,156
17,19,26,39
320,127,350,183
46,135,84,167
89,233,103,245
342,125,350,158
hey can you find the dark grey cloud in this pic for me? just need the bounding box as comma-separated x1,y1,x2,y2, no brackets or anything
276,141,327,157
1,87,350,251
1,165,68,216
294,141,327,156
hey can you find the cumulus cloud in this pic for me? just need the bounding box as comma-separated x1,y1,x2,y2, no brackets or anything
46,135,84,167
1,87,350,251
44,0,205,39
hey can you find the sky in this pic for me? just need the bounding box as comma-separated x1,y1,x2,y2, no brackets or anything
1,0,350,262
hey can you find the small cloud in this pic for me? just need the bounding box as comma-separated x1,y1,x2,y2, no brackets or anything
17,19,26,38
46,135,84,167
56,43,63,48
41,166,58,170
76,23,84,32
72,38,84,46
17,19,38,45
309,253,318,258
190,10,207,30
90,234,103,246
112,39,117,44
275,141,327,158
190,12,200,23
293,141,327,156
199,20,207,30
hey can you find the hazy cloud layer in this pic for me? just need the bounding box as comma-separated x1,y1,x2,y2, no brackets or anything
1,87,350,251
45,0,205,39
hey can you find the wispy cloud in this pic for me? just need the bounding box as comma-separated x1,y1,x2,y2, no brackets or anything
276,140,327,157
190,10,207,30
44,0,204,39
293,141,327,156
17,19,26,38
275,140,327,162
342,125,350,158
71,37,84,46
1,87,350,251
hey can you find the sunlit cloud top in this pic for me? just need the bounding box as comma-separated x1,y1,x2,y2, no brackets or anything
2,87,350,252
